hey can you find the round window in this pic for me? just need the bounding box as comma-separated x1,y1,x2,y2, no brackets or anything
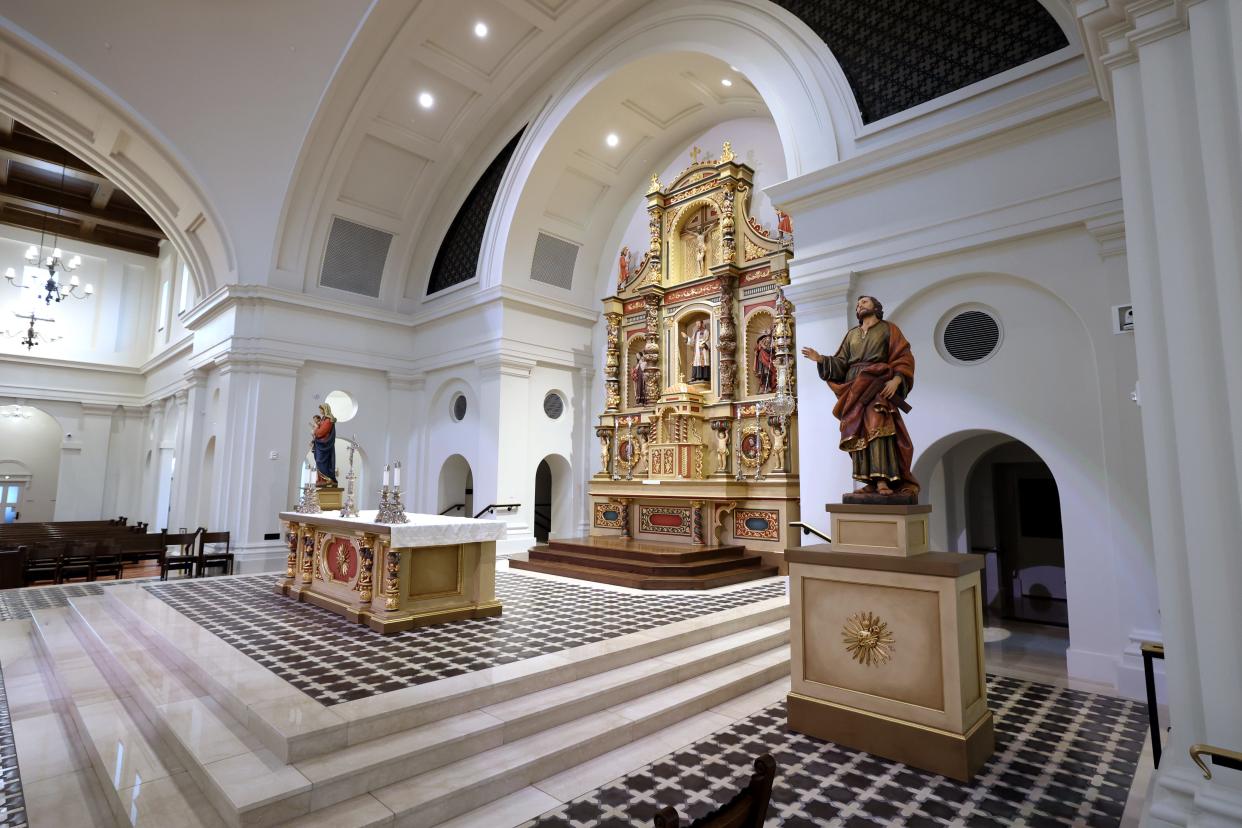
937,306,1002,365
543,392,564,420
323,390,357,422
451,393,468,421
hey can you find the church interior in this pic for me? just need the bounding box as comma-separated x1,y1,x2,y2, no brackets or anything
0,1,1238,826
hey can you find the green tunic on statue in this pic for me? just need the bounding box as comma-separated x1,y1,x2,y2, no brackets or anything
817,321,909,484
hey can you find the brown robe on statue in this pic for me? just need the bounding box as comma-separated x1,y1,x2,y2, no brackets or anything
816,320,919,493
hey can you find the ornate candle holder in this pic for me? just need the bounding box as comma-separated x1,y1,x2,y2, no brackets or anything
375,486,409,524
340,436,360,518
296,482,322,514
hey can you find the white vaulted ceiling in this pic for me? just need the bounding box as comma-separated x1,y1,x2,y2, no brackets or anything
274,0,657,309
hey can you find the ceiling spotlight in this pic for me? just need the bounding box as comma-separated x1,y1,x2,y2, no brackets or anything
606,133,619,148
417,91,435,109
729,65,739,71
474,21,488,38
721,78,733,87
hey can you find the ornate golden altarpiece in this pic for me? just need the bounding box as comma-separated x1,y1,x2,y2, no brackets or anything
593,143,800,568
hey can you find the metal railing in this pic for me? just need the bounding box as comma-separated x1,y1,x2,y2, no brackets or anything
474,503,520,519
438,504,465,516
789,521,830,544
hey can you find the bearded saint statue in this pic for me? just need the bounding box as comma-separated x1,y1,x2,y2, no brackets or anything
800,296,918,499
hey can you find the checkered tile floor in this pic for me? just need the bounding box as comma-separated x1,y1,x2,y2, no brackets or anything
144,571,785,705
0,578,154,622
0,669,25,828
525,675,1146,827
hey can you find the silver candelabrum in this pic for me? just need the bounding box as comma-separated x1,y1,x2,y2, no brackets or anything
296,481,322,514
340,436,360,518
375,460,409,524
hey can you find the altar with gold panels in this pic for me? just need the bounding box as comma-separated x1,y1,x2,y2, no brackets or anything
591,142,801,571
276,510,504,633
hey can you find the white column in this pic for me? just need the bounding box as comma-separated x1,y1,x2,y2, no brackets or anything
476,353,537,554
211,354,303,571
168,371,207,532
1079,0,1242,820
104,406,148,523
784,268,854,530
571,358,595,537
54,403,116,520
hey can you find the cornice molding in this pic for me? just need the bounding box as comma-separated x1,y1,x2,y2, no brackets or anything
1085,212,1127,258
474,353,538,378
210,350,305,378
1075,0,1200,102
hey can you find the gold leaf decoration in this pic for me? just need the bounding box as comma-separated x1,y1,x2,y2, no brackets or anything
842,611,895,667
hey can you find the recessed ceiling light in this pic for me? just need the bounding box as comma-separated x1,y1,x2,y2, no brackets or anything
721,78,733,87
729,65,739,71
417,91,434,109
474,21,488,38
606,133,619,148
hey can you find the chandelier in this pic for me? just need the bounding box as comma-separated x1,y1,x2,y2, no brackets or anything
4,142,94,304
3,311,59,351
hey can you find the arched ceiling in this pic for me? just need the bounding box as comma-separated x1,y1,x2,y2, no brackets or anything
277,0,1078,312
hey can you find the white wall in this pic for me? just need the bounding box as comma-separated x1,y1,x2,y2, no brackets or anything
0,405,62,521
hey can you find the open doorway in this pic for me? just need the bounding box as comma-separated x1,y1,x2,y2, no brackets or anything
1,481,24,523
438,455,473,517
534,459,551,543
989,458,1066,626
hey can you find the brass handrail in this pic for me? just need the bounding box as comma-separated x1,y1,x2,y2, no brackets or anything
1189,744,1242,780
789,521,830,544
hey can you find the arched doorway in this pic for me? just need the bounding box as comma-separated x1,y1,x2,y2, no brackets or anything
534,460,551,544
534,454,573,543
437,455,473,518
923,434,1067,627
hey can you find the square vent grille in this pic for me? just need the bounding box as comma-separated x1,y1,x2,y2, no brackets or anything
530,232,579,290
320,217,392,298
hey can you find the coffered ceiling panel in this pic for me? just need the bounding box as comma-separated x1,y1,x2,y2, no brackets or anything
339,135,430,218
376,60,477,144
420,0,540,81
544,166,608,231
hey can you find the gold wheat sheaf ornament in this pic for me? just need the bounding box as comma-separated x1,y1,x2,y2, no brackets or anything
842,611,895,667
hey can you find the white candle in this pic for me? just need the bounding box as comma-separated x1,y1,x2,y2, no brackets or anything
383,464,390,487
393,461,401,487
302,463,310,486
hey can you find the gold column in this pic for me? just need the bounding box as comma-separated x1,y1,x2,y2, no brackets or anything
618,497,632,539
284,522,298,580
603,311,621,412
716,273,738,400
299,526,314,584
691,500,705,545
384,545,400,611
642,292,663,404
358,533,375,605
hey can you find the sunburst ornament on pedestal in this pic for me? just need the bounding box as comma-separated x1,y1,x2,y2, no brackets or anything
842,611,895,667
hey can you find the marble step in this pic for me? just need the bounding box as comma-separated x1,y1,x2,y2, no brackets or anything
369,645,791,828
508,557,781,589
291,619,790,815
60,590,788,828
28,605,227,828
526,545,767,576
103,582,788,761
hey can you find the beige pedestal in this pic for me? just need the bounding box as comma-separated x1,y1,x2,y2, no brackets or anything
316,487,343,511
826,503,930,556
786,543,994,782
277,511,503,634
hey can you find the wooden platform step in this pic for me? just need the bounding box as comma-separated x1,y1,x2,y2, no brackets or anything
510,557,779,590
541,536,749,564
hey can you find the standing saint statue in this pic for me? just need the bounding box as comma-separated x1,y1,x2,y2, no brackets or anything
631,351,650,407
617,246,630,293
754,328,776,394
800,296,918,498
683,318,711,384
311,403,338,487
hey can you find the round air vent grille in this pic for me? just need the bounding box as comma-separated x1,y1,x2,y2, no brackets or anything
450,393,468,421
939,307,1002,364
543,392,564,420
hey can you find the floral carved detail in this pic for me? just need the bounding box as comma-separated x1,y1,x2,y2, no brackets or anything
384,549,400,611
358,539,374,604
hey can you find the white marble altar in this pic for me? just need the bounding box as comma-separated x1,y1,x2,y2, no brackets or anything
277,511,505,633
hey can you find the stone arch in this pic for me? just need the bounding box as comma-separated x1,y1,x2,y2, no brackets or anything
0,26,235,299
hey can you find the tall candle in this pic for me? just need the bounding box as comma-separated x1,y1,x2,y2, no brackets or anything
302,462,310,486
393,461,401,488
383,464,391,487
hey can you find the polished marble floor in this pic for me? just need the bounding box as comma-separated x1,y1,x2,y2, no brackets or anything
523,673,1147,827
0,577,158,622
143,571,787,704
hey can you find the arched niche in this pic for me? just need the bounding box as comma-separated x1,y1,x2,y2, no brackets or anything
0,404,62,522
743,306,777,396
673,306,713,388
623,333,647,409
665,197,724,285
437,455,473,518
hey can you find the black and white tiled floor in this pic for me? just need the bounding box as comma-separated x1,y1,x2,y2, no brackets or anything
144,571,785,705
0,668,26,828
525,674,1147,827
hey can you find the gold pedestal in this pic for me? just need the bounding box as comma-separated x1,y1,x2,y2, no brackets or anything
316,487,343,510
826,503,930,557
786,536,993,782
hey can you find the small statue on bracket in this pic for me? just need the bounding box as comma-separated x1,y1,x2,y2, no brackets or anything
800,295,918,503
617,246,631,293
310,404,337,487
682,318,711,384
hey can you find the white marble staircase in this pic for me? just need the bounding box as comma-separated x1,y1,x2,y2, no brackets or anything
26,582,790,827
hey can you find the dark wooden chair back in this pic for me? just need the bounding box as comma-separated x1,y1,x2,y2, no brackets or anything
197,530,234,577
652,755,776,828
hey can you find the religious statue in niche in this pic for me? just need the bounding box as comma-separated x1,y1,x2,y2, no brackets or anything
683,318,711,384
694,230,708,278
754,328,776,394
631,350,651,407
800,296,919,502
617,246,631,293
310,403,338,487
680,204,717,281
